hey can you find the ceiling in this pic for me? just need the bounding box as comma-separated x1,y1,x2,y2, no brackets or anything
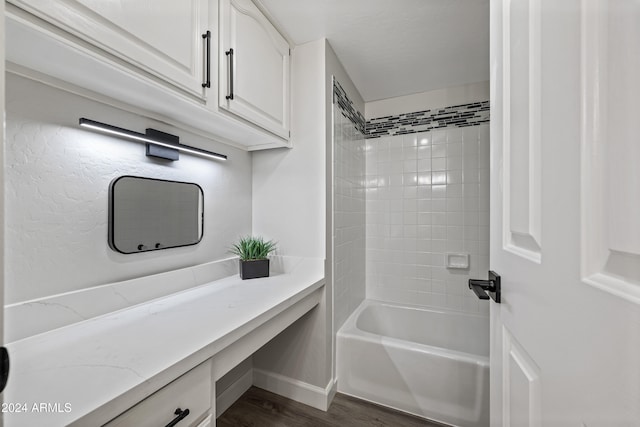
259,0,490,102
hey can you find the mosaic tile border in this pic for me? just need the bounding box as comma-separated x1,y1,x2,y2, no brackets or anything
366,101,490,138
333,78,366,134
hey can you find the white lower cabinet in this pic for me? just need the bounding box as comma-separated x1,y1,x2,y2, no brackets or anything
196,415,213,427
104,362,212,427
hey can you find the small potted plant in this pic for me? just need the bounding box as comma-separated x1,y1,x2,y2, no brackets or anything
230,236,277,279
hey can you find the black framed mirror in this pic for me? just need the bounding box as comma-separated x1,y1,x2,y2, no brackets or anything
109,176,204,254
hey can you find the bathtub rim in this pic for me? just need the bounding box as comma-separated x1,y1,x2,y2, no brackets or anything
337,298,490,366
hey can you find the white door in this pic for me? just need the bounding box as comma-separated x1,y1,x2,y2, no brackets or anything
489,0,640,425
7,0,209,97
219,0,290,139
0,0,6,417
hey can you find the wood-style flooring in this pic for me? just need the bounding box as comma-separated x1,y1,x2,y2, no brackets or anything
217,386,448,427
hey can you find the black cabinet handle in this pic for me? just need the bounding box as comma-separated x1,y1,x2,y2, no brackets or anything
0,347,9,393
225,48,234,100
165,408,190,427
202,31,211,88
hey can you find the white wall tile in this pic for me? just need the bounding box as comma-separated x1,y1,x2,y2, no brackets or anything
365,123,490,316
432,144,447,158
446,128,464,143
448,170,464,184
333,106,366,331
432,224,447,238
432,157,447,171
447,184,464,198
447,143,463,157
432,185,447,199
447,156,463,171
463,126,479,143
432,130,447,144
417,146,432,159
417,173,432,185
432,171,447,185
447,212,464,225
432,199,447,212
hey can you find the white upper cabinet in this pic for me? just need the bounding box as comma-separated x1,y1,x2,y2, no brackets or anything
6,0,291,150
9,0,209,98
219,0,290,139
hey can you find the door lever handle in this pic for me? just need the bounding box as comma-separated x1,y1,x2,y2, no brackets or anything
469,281,491,300
469,271,501,303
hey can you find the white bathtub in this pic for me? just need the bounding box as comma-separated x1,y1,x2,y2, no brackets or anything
337,300,489,427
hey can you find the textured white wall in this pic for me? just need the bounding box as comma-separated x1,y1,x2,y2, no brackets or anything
252,39,366,399
251,39,325,257
252,39,330,391
5,73,252,304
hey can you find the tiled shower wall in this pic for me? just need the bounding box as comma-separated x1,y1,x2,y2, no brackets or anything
333,83,366,330
365,124,490,316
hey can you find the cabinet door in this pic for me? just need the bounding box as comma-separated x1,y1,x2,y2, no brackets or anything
8,0,209,98
196,415,213,427
104,362,211,427
219,0,290,139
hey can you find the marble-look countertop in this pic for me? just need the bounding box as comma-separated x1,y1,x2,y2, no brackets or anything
4,256,325,426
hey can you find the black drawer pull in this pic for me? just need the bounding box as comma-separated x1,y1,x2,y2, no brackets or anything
225,48,234,100
165,407,190,427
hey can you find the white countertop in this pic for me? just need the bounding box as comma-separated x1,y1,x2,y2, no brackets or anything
4,257,325,426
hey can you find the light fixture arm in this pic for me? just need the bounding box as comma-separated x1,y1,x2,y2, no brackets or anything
78,118,228,161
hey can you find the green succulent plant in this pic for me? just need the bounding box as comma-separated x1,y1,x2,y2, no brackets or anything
229,236,277,261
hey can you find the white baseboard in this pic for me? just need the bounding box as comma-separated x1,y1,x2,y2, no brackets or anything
253,368,336,411
327,376,337,406
216,368,253,416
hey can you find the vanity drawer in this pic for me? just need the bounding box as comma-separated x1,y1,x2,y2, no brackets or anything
104,362,212,427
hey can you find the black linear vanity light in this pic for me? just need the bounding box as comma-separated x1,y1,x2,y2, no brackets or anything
79,118,227,161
